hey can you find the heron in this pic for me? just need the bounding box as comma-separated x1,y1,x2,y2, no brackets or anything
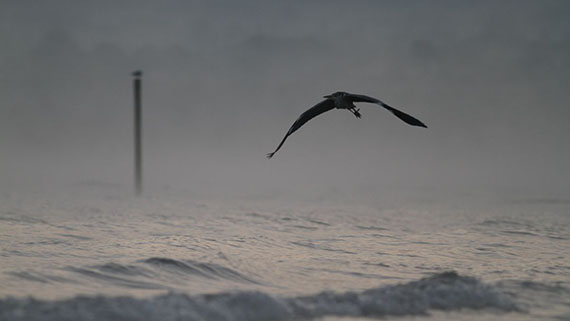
266,91,427,159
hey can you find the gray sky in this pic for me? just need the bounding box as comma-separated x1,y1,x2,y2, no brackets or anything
1,1,569,198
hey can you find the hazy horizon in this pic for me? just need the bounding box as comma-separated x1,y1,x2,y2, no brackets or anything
2,1,569,198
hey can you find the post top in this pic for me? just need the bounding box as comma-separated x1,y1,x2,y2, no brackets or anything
132,70,143,78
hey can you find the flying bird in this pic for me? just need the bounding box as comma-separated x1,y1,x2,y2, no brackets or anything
266,91,427,159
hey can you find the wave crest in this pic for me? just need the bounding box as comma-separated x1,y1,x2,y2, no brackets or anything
142,257,260,284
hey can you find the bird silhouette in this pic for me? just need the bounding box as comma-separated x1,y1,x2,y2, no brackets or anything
266,91,427,159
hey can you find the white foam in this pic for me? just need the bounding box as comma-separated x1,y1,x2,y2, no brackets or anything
0,272,518,321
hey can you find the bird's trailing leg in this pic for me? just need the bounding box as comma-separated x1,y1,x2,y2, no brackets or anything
349,108,362,119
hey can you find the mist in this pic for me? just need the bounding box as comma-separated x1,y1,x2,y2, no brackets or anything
1,0,569,199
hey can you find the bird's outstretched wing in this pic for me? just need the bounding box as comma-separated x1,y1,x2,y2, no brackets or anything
348,94,427,128
267,99,335,159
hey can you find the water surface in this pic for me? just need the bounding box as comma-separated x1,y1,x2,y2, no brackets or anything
1,188,568,320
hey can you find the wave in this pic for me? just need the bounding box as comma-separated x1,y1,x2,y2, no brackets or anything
141,257,260,284
66,266,166,290
0,271,519,321
31,258,262,290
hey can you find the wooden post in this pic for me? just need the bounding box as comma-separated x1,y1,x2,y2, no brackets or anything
132,70,143,196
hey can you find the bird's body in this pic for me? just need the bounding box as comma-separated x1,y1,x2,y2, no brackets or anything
266,91,427,158
330,94,356,110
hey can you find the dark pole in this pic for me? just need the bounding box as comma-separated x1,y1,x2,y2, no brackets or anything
132,70,143,196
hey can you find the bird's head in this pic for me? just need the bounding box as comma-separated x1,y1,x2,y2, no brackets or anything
324,91,347,99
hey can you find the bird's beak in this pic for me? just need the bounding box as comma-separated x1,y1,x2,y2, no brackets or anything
323,95,331,98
